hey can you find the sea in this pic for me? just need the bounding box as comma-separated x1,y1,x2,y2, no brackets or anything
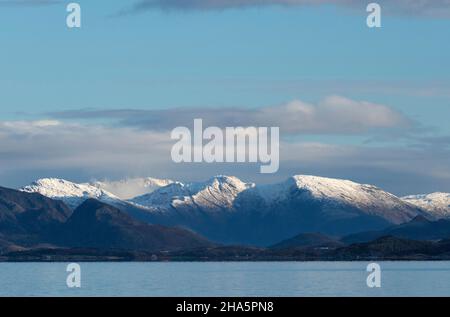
0,261,449,297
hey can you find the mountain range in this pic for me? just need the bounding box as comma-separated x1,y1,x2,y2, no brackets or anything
342,215,450,244
0,187,212,253
1,173,450,260
59,199,212,251
265,215,450,248
19,174,450,246
0,186,72,252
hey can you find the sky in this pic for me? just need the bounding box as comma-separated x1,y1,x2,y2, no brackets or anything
0,0,449,195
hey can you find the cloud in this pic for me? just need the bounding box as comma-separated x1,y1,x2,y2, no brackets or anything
0,118,449,195
49,96,412,135
125,0,450,18
0,120,174,187
276,144,450,196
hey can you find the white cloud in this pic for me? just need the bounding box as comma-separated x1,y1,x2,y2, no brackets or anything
49,96,412,135
254,95,410,134
0,120,61,132
0,118,449,195
0,121,173,184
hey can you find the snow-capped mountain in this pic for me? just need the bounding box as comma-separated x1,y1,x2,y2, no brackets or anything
254,175,423,223
132,175,422,222
20,178,122,209
130,175,253,212
127,175,427,245
402,193,450,219
90,177,173,200
20,174,434,245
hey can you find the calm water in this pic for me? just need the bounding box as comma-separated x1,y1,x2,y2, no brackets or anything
0,261,449,297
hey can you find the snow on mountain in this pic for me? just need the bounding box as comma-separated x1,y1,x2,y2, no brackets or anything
20,178,122,209
273,175,422,223
129,174,427,245
21,175,428,224
402,192,450,219
130,175,254,212
90,177,173,200
19,174,434,245
131,174,424,223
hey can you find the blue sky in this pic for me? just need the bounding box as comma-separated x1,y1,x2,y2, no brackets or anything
0,0,449,194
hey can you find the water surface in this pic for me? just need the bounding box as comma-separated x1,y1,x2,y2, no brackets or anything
0,261,449,296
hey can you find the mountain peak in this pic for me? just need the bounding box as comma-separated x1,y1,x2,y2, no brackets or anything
209,174,242,183
288,174,382,202
292,174,365,189
204,175,254,191
402,192,450,219
21,178,120,209
32,178,75,187
130,175,253,211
